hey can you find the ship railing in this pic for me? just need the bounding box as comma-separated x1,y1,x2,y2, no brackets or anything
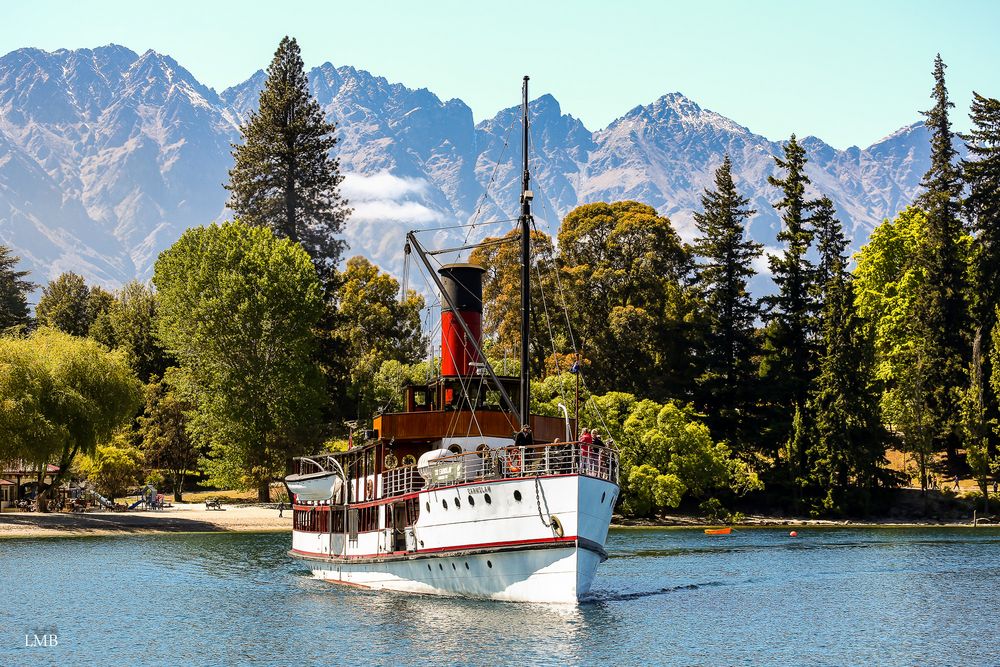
382,465,424,498
424,441,619,489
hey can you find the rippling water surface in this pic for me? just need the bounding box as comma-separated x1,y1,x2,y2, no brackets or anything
2,527,1000,665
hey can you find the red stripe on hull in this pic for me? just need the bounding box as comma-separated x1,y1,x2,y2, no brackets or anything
291,535,578,560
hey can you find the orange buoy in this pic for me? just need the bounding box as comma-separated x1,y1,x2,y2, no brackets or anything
789,530,798,537
704,527,732,535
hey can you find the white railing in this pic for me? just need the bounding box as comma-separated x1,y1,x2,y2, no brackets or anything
382,465,424,497
423,442,619,489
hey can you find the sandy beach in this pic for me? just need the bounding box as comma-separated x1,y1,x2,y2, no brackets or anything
0,503,292,538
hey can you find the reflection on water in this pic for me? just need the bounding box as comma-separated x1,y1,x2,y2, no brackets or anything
2,527,1000,665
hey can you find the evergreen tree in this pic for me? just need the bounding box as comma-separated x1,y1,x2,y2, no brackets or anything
963,92,1000,329
226,36,350,287
760,135,817,455
808,211,885,514
914,54,968,463
691,156,762,450
0,245,33,330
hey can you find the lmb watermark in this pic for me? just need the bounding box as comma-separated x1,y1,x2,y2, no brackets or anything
23,626,58,648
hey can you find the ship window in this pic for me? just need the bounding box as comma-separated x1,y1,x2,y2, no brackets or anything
427,564,432,571
448,443,462,454
468,495,475,506
514,490,522,502
454,497,460,508
442,499,448,510
452,563,456,570
487,560,493,568
439,563,443,570
484,494,491,504
425,501,430,513
465,562,469,570
601,491,606,504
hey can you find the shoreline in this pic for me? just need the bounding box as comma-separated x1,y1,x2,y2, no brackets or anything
2,505,994,539
0,503,292,539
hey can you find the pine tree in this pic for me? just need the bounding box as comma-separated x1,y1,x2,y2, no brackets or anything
760,135,817,455
691,156,762,450
226,36,350,287
914,54,968,463
36,272,93,337
0,245,33,330
963,92,1000,328
808,211,885,514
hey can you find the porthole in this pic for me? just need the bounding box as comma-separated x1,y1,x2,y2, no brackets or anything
427,564,432,571
439,563,444,570
468,495,475,506
455,497,461,508
514,490,522,502
484,494,492,504
442,499,448,509
420,540,425,547
426,501,430,512
452,563,456,570
601,491,606,504
487,560,493,568
465,562,470,570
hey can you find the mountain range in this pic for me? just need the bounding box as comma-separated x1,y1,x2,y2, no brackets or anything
0,45,943,298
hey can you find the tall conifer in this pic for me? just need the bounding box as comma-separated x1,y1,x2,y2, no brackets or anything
226,36,350,287
914,54,968,461
760,135,817,455
0,245,33,330
963,93,1000,342
691,156,762,450
809,210,885,514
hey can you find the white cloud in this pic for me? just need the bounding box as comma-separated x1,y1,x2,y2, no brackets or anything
341,171,430,202
753,245,782,276
350,200,443,224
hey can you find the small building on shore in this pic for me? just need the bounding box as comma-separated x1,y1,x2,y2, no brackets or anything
0,462,61,509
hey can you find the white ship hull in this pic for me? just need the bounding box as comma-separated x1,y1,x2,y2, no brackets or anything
290,474,617,603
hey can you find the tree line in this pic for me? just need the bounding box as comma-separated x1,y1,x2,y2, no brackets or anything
1,47,998,518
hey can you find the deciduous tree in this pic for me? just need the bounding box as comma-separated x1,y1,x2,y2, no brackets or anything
153,221,325,501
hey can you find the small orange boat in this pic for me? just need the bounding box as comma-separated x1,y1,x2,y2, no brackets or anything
704,527,732,535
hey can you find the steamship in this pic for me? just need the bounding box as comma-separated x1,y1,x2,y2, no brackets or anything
285,78,620,603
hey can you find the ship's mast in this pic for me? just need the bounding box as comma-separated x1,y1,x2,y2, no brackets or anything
519,75,532,427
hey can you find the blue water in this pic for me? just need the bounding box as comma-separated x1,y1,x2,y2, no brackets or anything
2,527,999,666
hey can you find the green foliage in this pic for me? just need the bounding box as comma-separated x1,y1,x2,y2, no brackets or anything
913,55,969,459
558,201,699,401
0,329,142,503
153,220,325,500
964,331,999,509
77,436,144,502
619,400,762,517
691,155,762,451
101,281,170,383
471,229,561,377
226,35,349,286
760,135,818,454
329,256,426,420
138,371,198,502
35,272,94,337
371,358,438,414
0,245,34,331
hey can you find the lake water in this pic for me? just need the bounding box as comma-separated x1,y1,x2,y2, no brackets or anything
2,527,999,666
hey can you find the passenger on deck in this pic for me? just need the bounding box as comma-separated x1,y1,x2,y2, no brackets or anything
514,424,533,447
580,428,594,475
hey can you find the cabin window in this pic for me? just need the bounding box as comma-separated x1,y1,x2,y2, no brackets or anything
448,443,462,454
414,390,427,407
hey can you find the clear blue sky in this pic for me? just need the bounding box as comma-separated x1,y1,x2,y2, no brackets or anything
3,0,999,148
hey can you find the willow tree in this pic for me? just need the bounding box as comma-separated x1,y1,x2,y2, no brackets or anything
153,221,325,501
226,36,350,288
0,329,142,509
